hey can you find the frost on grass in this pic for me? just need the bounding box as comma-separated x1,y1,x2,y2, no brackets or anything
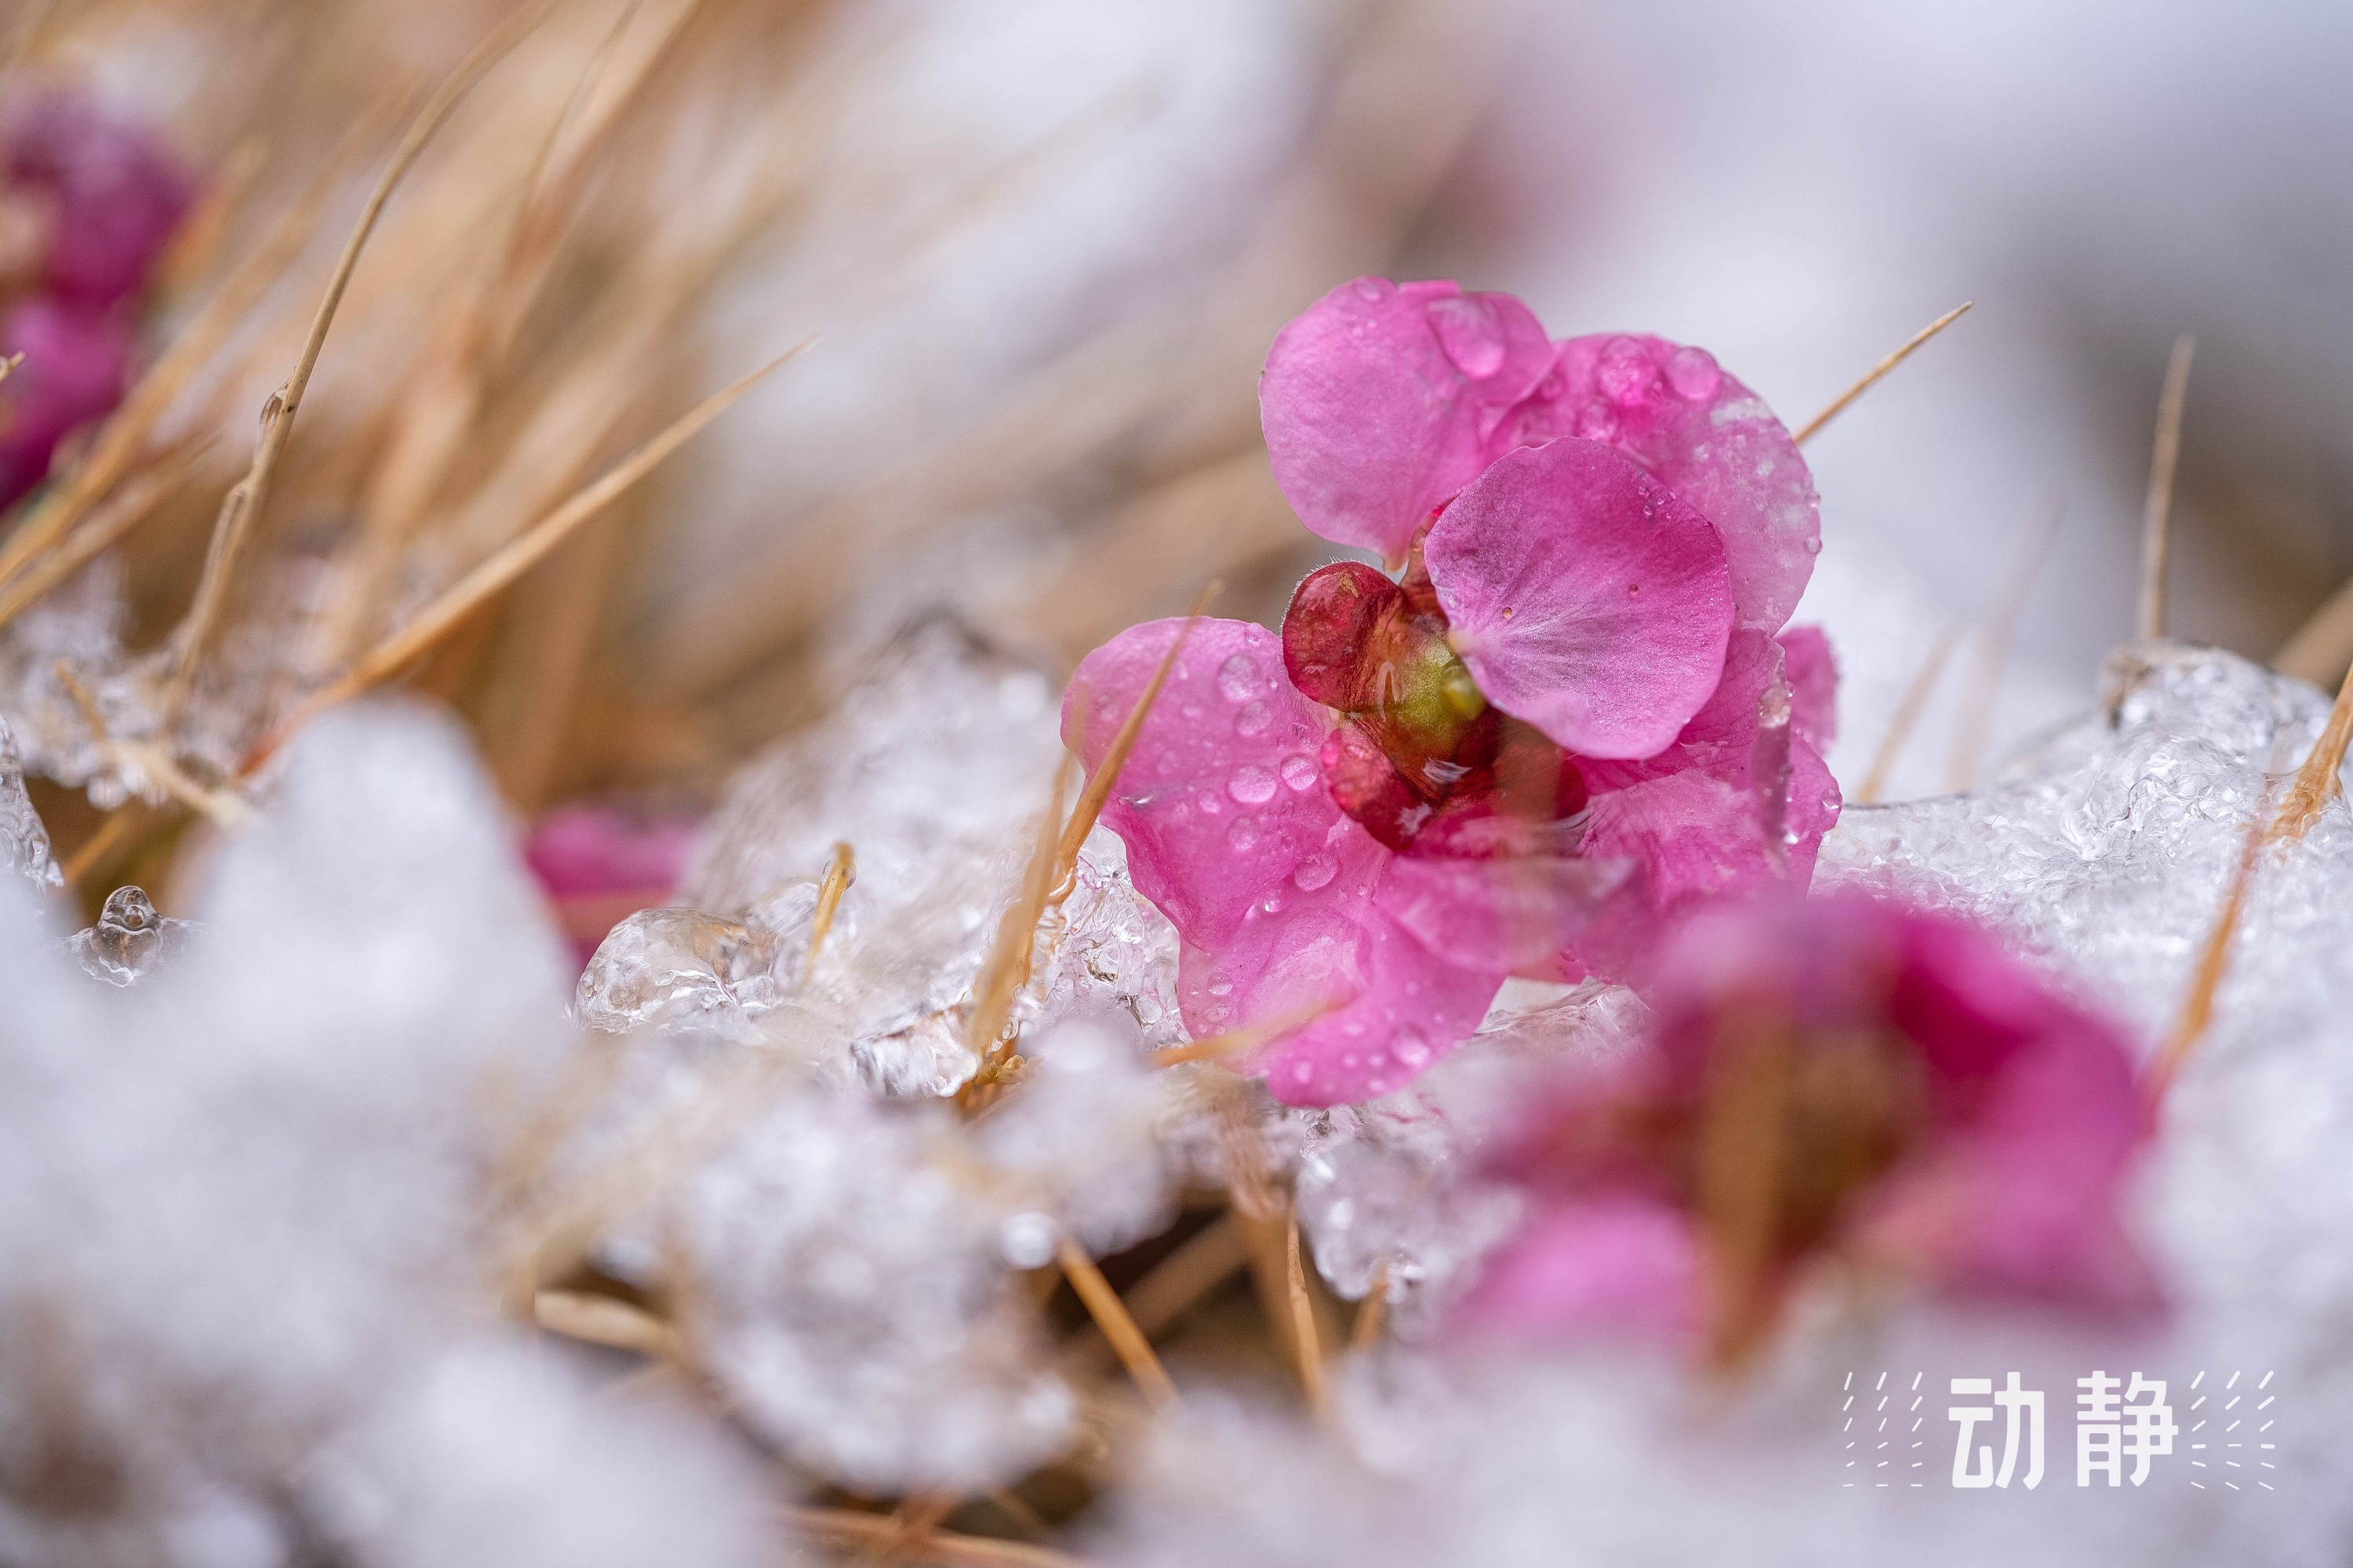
0,701,765,1567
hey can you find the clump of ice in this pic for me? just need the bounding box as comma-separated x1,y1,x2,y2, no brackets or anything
673,1082,1075,1493
67,885,191,987
976,1010,1175,1261
0,700,766,1563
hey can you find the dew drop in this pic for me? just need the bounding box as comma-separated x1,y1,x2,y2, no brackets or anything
1352,277,1392,302
1575,405,1620,442
1217,653,1262,702
1208,978,1235,998
1427,295,1507,378
1227,816,1261,852
1341,1052,1361,1068
1293,853,1337,891
1235,700,1273,737
1395,1032,1431,1068
1228,763,1278,805
1667,345,1722,402
1598,337,1659,406
1197,790,1224,815
1293,1059,1315,1082
1280,754,1318,791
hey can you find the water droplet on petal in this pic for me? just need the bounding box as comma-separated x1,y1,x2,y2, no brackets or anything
1235,700,1272,737
1227,816,1260,851
1217,653,1263,702
1197,790,1224,815
1228,764,1278,805
1208,978,1235,997
1427,294,1507,378
1575,404,1620,442
1293,853,1337,891
1598,336,1659,406
1395,1031,1431,1067
1352,277,1392,302
1667,345,1721,402
1280,755,1318,791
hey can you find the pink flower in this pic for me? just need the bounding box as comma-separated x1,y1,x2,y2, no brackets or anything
0,296,133,511
1064,279,1838,1106
0,89,191,511
1459,891,2156,1363
523,804,700,967
3,89,192,310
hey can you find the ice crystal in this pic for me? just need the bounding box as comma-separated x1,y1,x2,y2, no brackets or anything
67,885,190,988
0,713,59,890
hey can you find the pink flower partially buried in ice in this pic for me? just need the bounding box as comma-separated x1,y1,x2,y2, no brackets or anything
1458,891,2155,1364
524,803,700,967
1064,278,1838,1106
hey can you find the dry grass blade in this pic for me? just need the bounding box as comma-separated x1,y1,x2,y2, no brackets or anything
2269,666,2353,843
0,446,208,637
1351,1257,1390,1352
164,3,555,717
1052,580,1220,884
2135,334,2197,642
255,339,812,768
1148,997,1340,1068
784,1507,1090,1568
1856,622,1959,805
58,806,144,891
1054,1232,1178,1409
531,1289,678,1359
2145,796,2271,1106
1792,301,1973,447
1944,494,2062,793
965,757,1075,1074
1283,1207,1328,1420
806,840,856,978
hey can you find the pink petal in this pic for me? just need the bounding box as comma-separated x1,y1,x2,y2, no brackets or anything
1375,850,1635,980
1424,438,1733,759
523,805,698,901
1784,736,1841,886
1506,334,1820,631
1184,886,1502,1107
1777,624,1838,752
1260,278,1553,562
1063,617,1352,951
1453,1196,1699,1339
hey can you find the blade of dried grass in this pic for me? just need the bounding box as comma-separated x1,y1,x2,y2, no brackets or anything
782,1507,1089,1568
966,756,1075,1071
0,442,209,635
1054,1231,1178,1410
2135,334,2196,642
2268,665,2353,843
1792,302,1973,447
1944,493,2061,792
1855,621,1959,805
255,339,811,769
1283,1206,1328,1420
1147,998,1340,1069
164,3,555,717
2145,792,2271,1106
806,841,855,978
1051,580,1218,884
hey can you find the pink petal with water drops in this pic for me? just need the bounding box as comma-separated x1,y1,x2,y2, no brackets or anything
1453,1195,1699,1339
1783,736,1841,886
1777,624,1838,753
1425,438,1733,759
1505,333,1819,632
1062,617,1351,951
1260,277,1554,562
1375,850,1635,980
1179,879,1503,1107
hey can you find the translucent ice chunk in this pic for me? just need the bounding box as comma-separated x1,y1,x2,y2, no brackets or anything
67,884,191,987
574,902,802,1036
0,715,59,890
1292,981,1645,1330
675,1084,1073,1493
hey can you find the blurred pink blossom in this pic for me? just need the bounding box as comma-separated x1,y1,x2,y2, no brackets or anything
1461,890,2156,1360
